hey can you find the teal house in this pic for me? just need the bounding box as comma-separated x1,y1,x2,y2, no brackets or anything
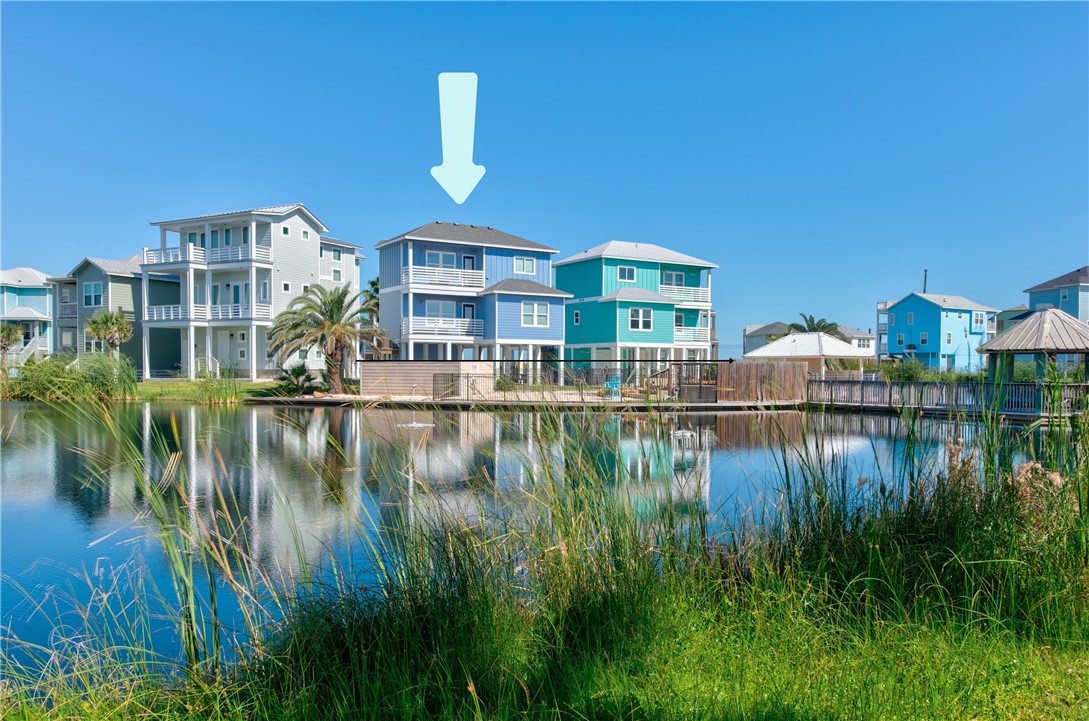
1024,266,1089,322
884,293,997,371
1,267,53,365
553,241,716,369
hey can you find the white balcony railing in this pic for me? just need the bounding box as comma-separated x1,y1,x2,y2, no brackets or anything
401,266,485,289
674,326,711,343
658,284,710,304
59,303,77,318
403,317,483,337
144,246,206,265
206,244,273,263
209,304,272,320
143,244,272,265
146,304,210,321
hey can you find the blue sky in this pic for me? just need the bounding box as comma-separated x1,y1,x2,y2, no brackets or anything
3,2,1087,354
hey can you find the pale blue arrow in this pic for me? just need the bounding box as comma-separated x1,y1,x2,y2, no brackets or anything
431,72,486,204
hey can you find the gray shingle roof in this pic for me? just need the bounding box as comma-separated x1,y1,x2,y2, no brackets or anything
978,307,1089,354
836,325,874,339
744,321,791,338
1,306,50,321
0,267,50,286
599,287,676,304
554,240,717,268
1023,266,1089,294
86,254,145,277
908,293,998,312
480,278,572,297
376,222,557,253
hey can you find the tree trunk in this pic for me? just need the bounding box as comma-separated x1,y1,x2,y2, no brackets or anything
327,342,344,395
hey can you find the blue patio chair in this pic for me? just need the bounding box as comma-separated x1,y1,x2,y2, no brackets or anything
603,374,622,400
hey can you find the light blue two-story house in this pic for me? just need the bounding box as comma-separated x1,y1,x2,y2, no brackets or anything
1,267,53,365
1024,266,1088,322
884,292,997,371
553,241,717,368
376,222,569,363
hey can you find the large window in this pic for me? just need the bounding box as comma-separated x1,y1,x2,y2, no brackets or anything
425,299,456,318
425,250,456,269
662,271,685,287
920,332,929,346
514,257,536,275
83,281,102,307
629,307,652,331
522,301,549,327
60,286,71,303
618,266,636,282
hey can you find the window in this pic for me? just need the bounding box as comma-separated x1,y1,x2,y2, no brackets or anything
332,248,342,262
858,338,871,349
944,311,949,318
514,257,535,275
425,250,456,268
319,246,324,258
83,281,102,307
298,348,308,360
1061,288,1070,301
260,281,269,302
239,348,247,360
211,285,220,305
302,285,310,293
629,307,652,331
333,269,342,282
425,300,456,320
187,232,197,245
522,301,548,327
242,227,249,244
973,311,984,326
303,230,309,240
223,229,231,246
61,329,74,349
957,312,963,319
947,332,952,345
920,332,929,346
889,313,895,326
896,333,905,346
193,285,202,304
675,312,684,327
618,266,636,282
60,287,71,303
282,282,291,293
282,226,289,235
573,310,580,325
662,271,685,287
231,285,241,304
907,312,914,325
239,331,247,342
211,230,219,248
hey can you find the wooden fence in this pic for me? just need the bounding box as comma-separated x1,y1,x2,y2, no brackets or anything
808,379,1089,417
716,362,809,403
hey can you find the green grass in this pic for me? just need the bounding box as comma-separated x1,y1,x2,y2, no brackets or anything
3,403,1088,720
134,379,278,403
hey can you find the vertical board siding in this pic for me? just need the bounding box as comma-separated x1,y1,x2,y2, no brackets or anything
602,258,660,295
565,299,617,345
410,240,484,272
555,259,605,299
379,245,401,288
379,289,402,340
483,247,552,287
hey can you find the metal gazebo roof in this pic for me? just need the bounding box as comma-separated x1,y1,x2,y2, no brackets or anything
977,307,1089,355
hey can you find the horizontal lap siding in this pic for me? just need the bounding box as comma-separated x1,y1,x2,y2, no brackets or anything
495,294,564,342
5,287,50,315
617,300,673,344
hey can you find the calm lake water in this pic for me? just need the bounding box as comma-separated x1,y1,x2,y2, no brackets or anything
0,403,994,662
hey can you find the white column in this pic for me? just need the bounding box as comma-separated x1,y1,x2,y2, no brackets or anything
248,263,258,382
204,326,212,369
558,355,565,386
249,220,257,256
160,228,167,251
185,271,194,316
634,347,642,384
141,328,150,381
187,327,196,380
446,341,453,361
141,270,150,322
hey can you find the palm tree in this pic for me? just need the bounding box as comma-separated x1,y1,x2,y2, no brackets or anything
268,285,385,395
0,323,25,375
361,276,380,325
85,309,133,357
789,313,846,340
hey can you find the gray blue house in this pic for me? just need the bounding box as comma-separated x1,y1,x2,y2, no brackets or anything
1,267,53,365
1025,266,1089,322
884,292,997,371
376,222,569,364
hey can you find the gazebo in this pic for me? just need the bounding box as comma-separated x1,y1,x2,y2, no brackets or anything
977,306,1089,380
744,332,872,378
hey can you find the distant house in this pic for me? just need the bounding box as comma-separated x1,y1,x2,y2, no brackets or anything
554,241,716,367
875,300,894,362
837,326,875,354
49,255,180,372
376,222,568,363
742,322,791,354
1,267,53,365
884,293,997,371
1024,266,1089,322
995,304,1030,333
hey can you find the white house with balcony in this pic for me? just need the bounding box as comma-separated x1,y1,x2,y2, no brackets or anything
375,222,568,363
140,204,362,380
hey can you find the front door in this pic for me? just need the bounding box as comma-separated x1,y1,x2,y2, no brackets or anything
462,304,475,321
462,256,476,271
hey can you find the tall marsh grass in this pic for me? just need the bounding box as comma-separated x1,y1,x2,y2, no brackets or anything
3,402,1088,719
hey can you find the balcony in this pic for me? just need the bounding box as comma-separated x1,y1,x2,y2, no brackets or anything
209,303,272,320
402,317,483,337
401,266,485,289
59,303,77,318
145,304,271,321
143,244,272,266
659,284,710,304
674,326,711,343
